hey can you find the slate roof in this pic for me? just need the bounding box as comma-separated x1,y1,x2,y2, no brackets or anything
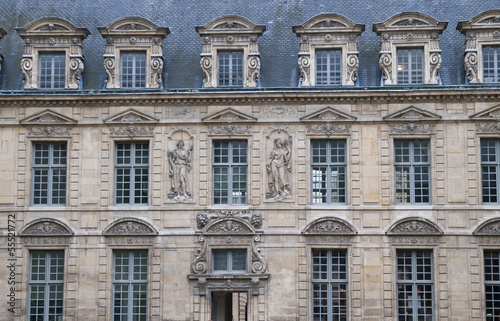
0,0,498,90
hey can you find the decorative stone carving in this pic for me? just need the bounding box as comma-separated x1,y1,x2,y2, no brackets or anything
167,140,193,201
206,220,253,233
383,106,441,123
306,123,351,136
208,124,251,136
293,14,364,86
305,235,354,244
98,17,170,89
165,107,197,119
20,110,78,126
196,210,262,229
303,217,356,235
389,123,435,134
390,236,439,244
196,16,266,88
262,106,296,118
16,18,89,89
264,126,294,138
474,218,500,235
477,237,500,245
203,108,257,123
106,236,155,245
103,218,157,235
104,109,159,124
110,125,154,137
387,217,443,235
20,219,73,236
27,126,72,136
192,275,267,296
475,123,500,134
266,138,292,201
22,237,71,245
458,10,500,83
374,13,447,85
165,126,197,138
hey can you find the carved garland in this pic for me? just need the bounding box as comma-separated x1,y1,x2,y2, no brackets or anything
196,210,262,229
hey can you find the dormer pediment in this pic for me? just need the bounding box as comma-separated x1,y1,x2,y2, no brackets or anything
292,13,365,35
104,109,159,124
20,109,77,125
98,17,170,37
470,105,500,120
301,107,356,122
374,12,447,32
202,108,257,123
387,217,443,235
16,17,90,37
384,106,441,122
196,15,266,35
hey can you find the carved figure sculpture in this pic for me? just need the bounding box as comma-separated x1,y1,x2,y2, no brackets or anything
167,140,193,201
266,138,292,200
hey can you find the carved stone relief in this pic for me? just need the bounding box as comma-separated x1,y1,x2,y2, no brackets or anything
165,127,197,138
306,123,351,136
21,220,73,235
196,210,262,229
208,124,251,136
262,106,296,118
104,219,157,235
305,235,354,244
110,125,154,137
106,236,155,245
165,107,197,119
475,219,500,235
264,126,295,138
22,237,71,245
266,137,292,201
167,140,193,202
476,122,500,134
388,218,442,235
305,219,355,234
196,276,263,296
27,126,72,137
390,236,439,244
389,123,435,134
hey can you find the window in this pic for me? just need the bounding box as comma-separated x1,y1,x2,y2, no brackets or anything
218,51,244,87
316,50,342,86
39,53,66,89
483,46,500,83
113,250,148,321
397,48,424,85
485,250,500,320
121,52,147,88
312,249,348,321
311,140,346,204
212,249,247,273
29,251,64,321
115,142,149,205
481,139,500,203
213,140,247,205
394,140,430,204
397,250,433,321
32,142,67,206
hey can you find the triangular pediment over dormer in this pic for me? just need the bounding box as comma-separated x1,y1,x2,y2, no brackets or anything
104,109,159,124
383,106,441,122
470,105,500,120
202,108,257,123
300,107,356,122
20,109,77,125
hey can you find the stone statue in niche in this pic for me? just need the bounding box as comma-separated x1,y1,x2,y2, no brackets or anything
266,138,292,200
167,140,193,201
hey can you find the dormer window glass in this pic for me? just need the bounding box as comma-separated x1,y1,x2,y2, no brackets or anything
316,49,342,86
218,51,243,87
483,46,500,83
397,48,424,85
121,52,147,88
39,53,65,89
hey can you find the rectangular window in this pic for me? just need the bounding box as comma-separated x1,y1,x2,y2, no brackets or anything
121,52,147,88
32,142,67,206
397,250,433,321
481,139,500,203
218,51,243,87
115,142,149,205
397,48,424,85
39,53,65,89
483,46,500,83
316,49,342,86
29,251,64,321
485,250,500,320
213,249,247,273
213,140,247,205
311,140,346,204
312,249,348,321
113,250,148,321
394,140,430,204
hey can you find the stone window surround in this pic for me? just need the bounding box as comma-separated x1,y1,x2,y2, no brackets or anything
98,17,170,89
16,17,90,90
457,10,500,84
373,12,447,86
292,13,365,86
195,15,266,88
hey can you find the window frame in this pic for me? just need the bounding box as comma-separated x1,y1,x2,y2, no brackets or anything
482,45,500,83
112,249,149,321
480,138,500,204
31,141,68,206
28,250,65,321
38,52,67,90
396,47,425,85
315,49,343,86
311,139,347,205
217,50,244,87
396,249,434,321
120,51,148,88
212,140,248,205
484,250,500,320
311,249,349,321
212,249,248,274
114,141,150,205
394,139,431,205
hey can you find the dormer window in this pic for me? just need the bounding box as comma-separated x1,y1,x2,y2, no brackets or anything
98,17,170,89
196,15,266,88
16,18,89,90
374,13,447,85
292,14,364,87
458,10,500,84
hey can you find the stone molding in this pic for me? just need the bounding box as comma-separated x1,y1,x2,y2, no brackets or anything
292,14,364,86
470,104,500,133
387,217,443,235
474,218,500,235
98,17,170,89
16,17,90,89
103,217,158,235
104,108,159,124
384,106,441,122
207,124,251,136
457,10,500,83
196,210,262,229
20,109,77,125
202,108,257,123
303,216,357,235
475,123,500,134
20,218,73,236
374,12,447,85
110,125,155,137
301,106,357,123
189,274,269,296
195,16,266,88
388,123,435,134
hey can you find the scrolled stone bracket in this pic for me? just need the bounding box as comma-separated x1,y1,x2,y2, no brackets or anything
298,54,311,86
464,51,478,83
379,53,393,84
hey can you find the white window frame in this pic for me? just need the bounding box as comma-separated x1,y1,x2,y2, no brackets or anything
217,50,244,87
115,141,149,205
480,139,500,204
32,141,67,206
38,52,66,89
396,47,425,85
112,250,148,321
212,249,248,274
482,45,500,83
28,250,65,321
315,49,343,86
120,51,148,88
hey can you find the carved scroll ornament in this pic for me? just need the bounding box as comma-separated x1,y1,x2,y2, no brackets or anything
379,53,392,81
247,55,260,86
298,55,311,86
196,211,262,229
103,218,157,236
464,52,478,83
387,217,442,235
